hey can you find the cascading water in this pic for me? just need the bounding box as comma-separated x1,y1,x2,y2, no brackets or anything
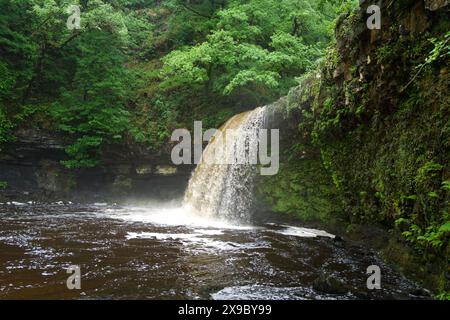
184,106,268,224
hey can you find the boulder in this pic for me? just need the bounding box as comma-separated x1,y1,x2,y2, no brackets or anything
313,273,347,294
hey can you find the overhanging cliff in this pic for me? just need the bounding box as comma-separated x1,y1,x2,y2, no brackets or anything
258,0,449,295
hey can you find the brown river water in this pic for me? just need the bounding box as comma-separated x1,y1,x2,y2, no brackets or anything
0,201,428,300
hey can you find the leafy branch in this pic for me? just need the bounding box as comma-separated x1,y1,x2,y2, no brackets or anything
401,31,450,92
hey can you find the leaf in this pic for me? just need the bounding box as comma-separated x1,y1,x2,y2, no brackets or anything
438,222,450,233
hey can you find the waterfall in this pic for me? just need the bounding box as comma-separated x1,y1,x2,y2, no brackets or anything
184,106,268,224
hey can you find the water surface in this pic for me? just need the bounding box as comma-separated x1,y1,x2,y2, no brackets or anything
0,202,425,299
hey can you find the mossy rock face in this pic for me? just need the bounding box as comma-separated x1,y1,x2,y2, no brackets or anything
35,160,76,194
256,147,341,223
259,0,449,295
111,175,133,195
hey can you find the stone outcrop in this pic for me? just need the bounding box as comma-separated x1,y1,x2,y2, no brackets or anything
259,0,449,294
0,127,192,201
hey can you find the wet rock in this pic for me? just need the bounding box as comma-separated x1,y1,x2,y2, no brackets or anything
199,285,225,297
35,160,74,193
135,165,152,175
313,273,347,294
111,175,132,194
111,165,131,175
13,128,65,152
155,165,177,176
409,287,431,297
353,290,371,300
405,2,430,36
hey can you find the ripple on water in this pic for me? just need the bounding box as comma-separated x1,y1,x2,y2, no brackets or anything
210,284,352,300
0,202,427,300
125,230,272,253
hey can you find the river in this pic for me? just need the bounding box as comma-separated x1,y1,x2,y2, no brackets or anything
0,201,426,299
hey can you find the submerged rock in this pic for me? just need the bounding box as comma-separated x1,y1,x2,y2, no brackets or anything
312,273,347,294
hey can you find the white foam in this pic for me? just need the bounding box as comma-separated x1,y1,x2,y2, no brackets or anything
125,232,197,241
103,203,254,230
194,229,224,235
125,230,270,252
269,224,335,239
10,201,26,206
211,285,308,300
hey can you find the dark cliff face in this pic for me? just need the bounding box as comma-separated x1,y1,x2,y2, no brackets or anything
258,0,449,294
0,127,193,202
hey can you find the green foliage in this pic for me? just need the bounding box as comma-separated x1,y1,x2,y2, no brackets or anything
0,0,157,166
49,27,135,167
400,215,449,251
160,0,337,103
442,180,450,191
0,106,13,145
435,291,450,300
0,181,7,189
60,136,103,169
0,0,349,165
417,31,450,70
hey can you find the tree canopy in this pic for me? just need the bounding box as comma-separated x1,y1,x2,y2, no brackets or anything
0,0,356,167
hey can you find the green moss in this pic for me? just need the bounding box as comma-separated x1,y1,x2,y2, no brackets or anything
257,140,343,223
261,2,450,294
435,291,450,300
0,106,13,146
